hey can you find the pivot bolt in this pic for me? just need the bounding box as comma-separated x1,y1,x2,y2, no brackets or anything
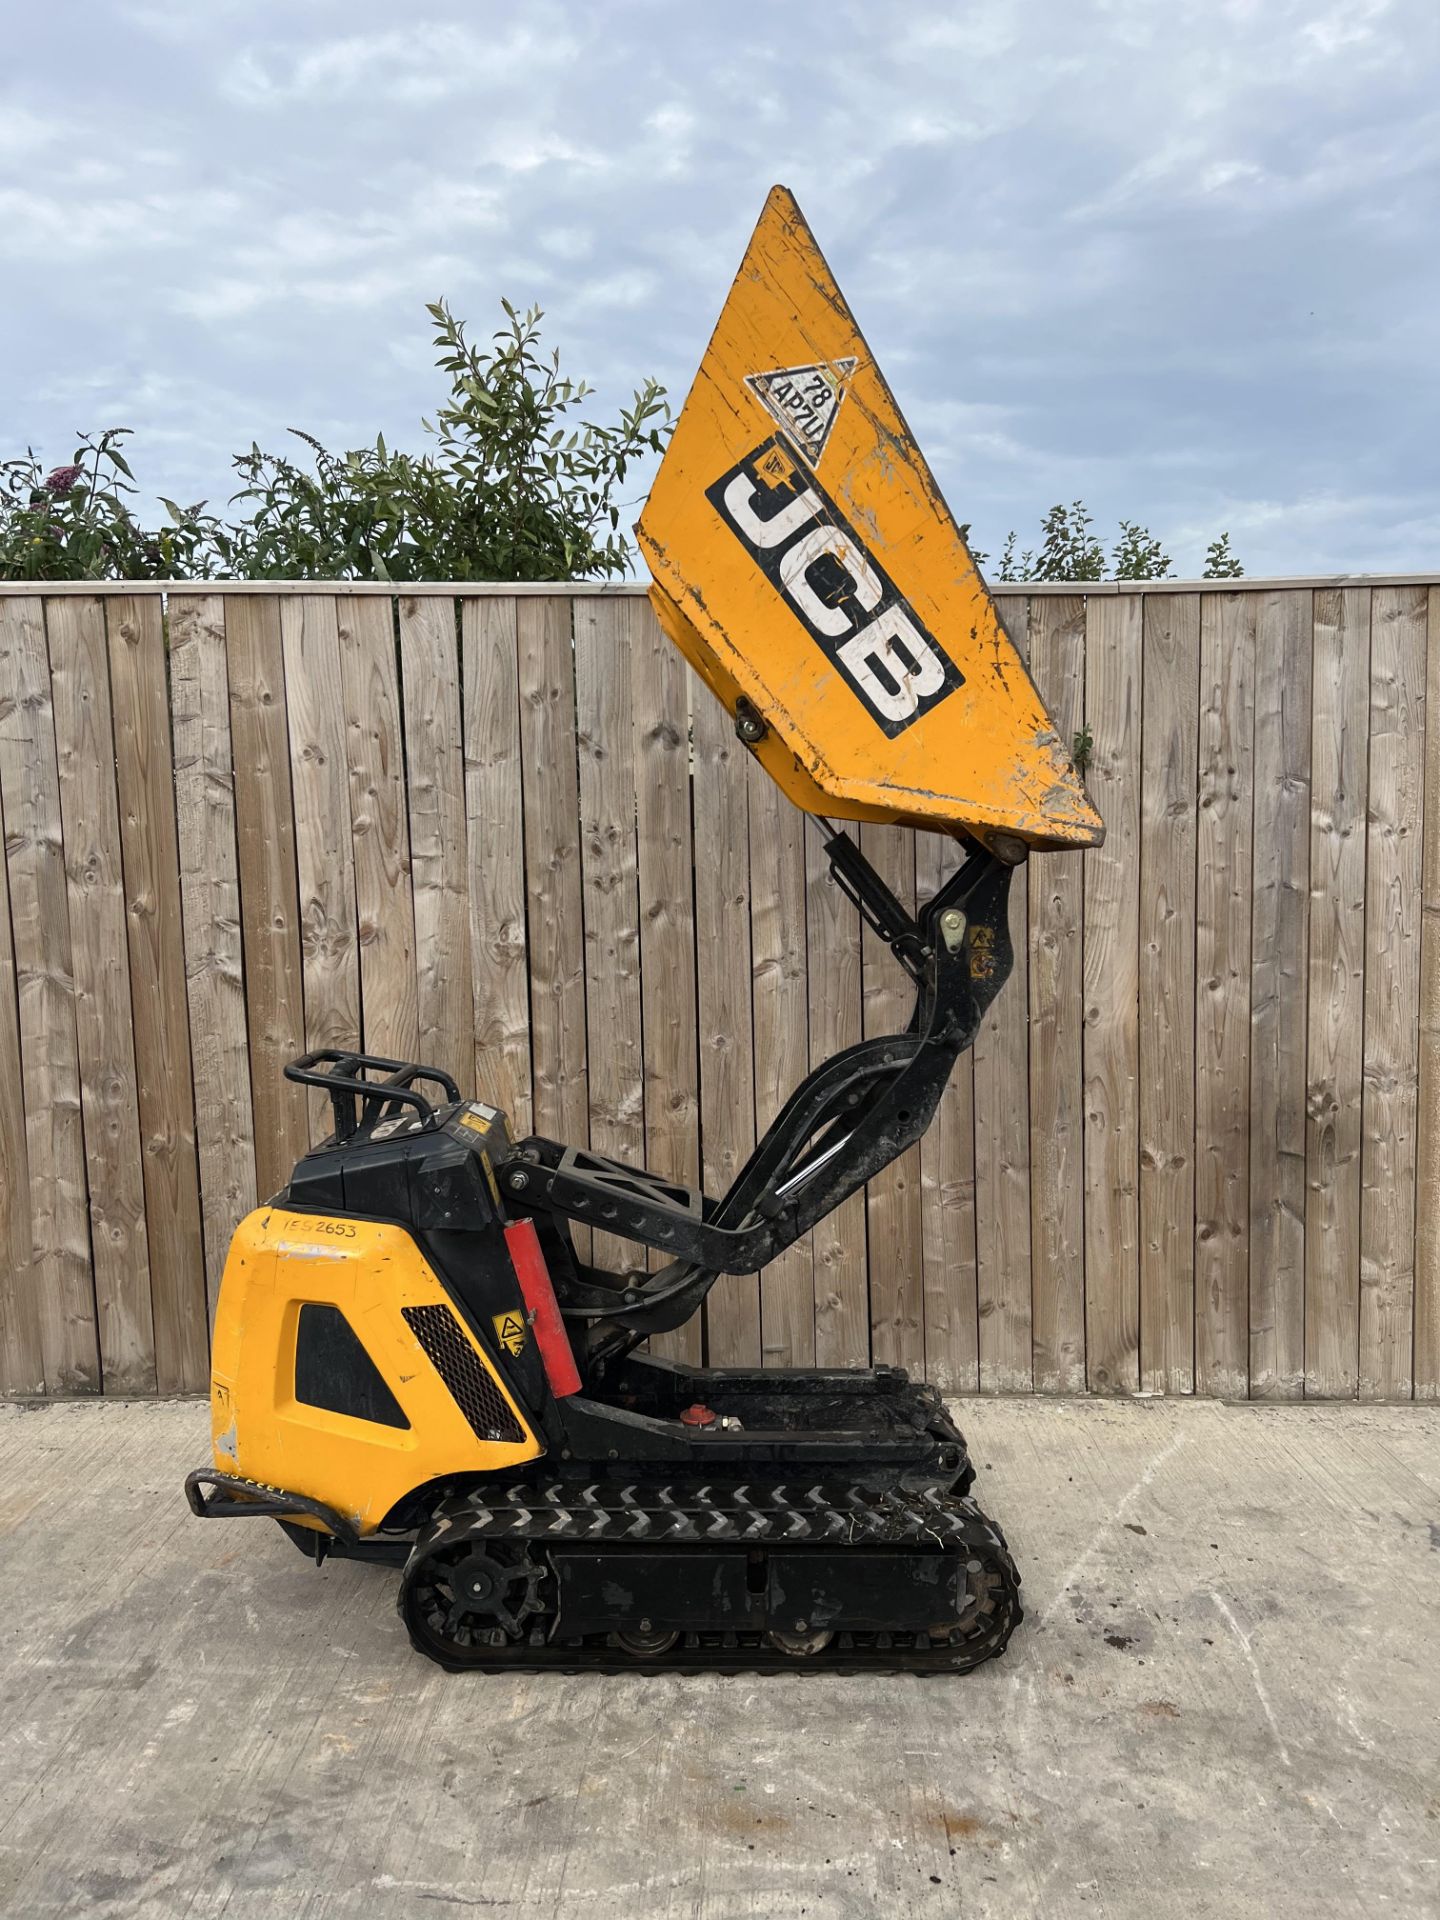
989,832,1029,867
508,1169,530,1192
734,697,768,744
939,908,967,953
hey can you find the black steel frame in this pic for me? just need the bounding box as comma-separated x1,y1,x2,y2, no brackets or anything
500,829,1015,1337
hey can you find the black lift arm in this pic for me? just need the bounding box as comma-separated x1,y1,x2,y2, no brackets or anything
498,830,1015,1336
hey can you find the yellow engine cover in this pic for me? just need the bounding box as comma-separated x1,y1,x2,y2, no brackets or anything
209,1207,541,1536
637,185,1103,852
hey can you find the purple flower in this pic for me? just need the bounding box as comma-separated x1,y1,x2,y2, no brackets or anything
44,464,83,495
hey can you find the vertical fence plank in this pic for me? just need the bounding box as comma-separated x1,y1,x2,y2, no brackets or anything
576,598,645,1277
1083,596,1142,1393
518,598,589,1180
282,596,360,1142
862,822,924,1372
1359,586,1426,1398
692,679,757,1364
1195,593,1256,1397
1028,596,1087,1392
0,715,37,1437
0,669,40,1394
749,756,815,1368
808,825,870,1368
107,595,208,1393
976,595,1033,1390
172,595,256,1314
49,597,155,1393
1249,590,1312,1400
631,603,700,1363
463,598,531,1135
227,595,309,1196
0,597,98,1391
1417,588,1440,1400
400,597,472,1082
917,832,979,1392
341,598,418,1064
1306,588,1371,1397
1139,592,1198,1394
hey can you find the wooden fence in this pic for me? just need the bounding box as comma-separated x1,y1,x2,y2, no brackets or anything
0,579,1436,1401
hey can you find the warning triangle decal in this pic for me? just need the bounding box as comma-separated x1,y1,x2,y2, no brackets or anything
744,357,856,468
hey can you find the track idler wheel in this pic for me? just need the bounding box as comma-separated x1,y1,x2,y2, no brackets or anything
615,1627,680,1658
400,1537,550,1668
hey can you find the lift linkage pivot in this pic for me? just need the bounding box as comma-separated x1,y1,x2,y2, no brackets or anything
497,832,1014,1336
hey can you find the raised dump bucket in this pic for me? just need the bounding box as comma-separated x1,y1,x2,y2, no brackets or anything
637,185,1104,853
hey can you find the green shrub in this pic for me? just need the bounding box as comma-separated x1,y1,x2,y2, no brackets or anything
980,502,1240,582
0,301,671,583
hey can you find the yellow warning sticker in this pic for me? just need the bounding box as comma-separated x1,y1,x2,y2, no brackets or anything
492,1310,527,1357
969,922,998,981
458,1111,490,1136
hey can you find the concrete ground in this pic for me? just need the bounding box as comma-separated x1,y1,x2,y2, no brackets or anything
0,1398,1435,1920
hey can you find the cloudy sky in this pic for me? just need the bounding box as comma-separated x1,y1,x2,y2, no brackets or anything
4,0,1438,577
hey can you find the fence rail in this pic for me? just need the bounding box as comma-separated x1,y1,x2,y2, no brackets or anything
0,581,1435,1400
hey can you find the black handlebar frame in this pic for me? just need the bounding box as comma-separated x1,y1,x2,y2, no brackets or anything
283,1049,461,1143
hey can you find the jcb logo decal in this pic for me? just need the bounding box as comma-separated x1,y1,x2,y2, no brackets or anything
706,435,963,737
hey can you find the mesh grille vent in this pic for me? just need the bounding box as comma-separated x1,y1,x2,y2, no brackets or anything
402,1304,525,1444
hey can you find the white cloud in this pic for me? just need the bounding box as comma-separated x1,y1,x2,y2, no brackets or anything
0,103,69,159
221,18,580,108
1301,0,1394,58
567,269,661,313
0,184,249,261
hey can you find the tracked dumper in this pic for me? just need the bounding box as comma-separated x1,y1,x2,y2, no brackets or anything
186,186,1104,1673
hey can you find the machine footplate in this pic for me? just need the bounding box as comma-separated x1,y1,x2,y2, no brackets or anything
398,1478,1021,1674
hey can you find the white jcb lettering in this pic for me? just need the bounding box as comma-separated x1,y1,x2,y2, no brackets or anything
778,525,883,637
836,607,948,724
708,440,961,730
721,472,821,549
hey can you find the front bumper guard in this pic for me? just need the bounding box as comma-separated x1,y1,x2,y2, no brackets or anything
183,1468,359,1549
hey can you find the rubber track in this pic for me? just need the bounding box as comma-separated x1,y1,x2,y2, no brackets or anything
400,1479,1022,1675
